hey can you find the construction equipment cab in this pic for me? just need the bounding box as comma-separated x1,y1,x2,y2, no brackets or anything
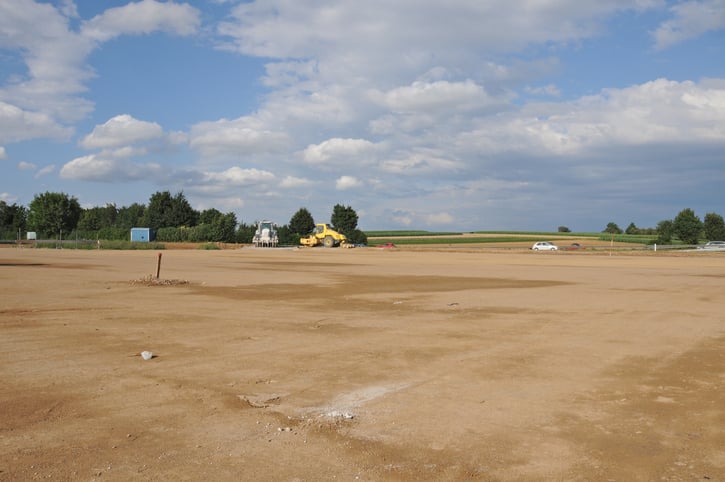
300,224,349,248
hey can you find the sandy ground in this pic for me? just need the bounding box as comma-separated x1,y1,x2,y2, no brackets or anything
1,246,724,481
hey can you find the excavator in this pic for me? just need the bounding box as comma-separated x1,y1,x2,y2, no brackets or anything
300,223,351,248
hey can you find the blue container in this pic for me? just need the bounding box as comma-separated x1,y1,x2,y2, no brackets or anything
130,227,155,242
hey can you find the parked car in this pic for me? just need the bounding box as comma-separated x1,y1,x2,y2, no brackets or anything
531,241,558,251
698,241,725,250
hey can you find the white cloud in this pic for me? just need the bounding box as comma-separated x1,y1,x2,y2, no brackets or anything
60,154,161,182
0,146,6,160
652,0,725,49
18,161,36,171
303,138,376,165
335,175,363,190
370,80,494,113
189,117,290,159
81,0,200,42
35,165,55,178
456,78,725,157
381,150,463,175
80,115,164,149
219,1,647,61
280,176,314,188
0,101,72,144
202,166,276,186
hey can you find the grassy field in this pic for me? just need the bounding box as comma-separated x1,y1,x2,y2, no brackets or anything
365,230,658,247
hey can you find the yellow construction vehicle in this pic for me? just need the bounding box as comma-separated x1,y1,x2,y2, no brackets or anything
300,223,350,248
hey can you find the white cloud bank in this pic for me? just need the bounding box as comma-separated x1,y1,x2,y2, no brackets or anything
3,1,725,230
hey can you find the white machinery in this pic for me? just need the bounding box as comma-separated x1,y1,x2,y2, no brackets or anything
252,220,279,247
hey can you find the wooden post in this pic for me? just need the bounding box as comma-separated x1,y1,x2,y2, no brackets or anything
155,252,162,279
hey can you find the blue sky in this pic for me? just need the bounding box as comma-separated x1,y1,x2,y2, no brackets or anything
1,0,724,231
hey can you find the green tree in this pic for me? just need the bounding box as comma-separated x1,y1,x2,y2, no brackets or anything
289,207,315,235
236,221,256,243
78,204,118,231
672,208,702,244
331,204,367,245
143,191,198,229
27,192,82,238
656,219,673,244
557,226,570,233
703,212,725,241
625,222,639,235
0,201,27,238
199,208,223,225
331,204,359,233
603,222,622,234
116,203,146,230
209,212,238,242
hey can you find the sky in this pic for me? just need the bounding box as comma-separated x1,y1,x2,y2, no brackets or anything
1,0,724,232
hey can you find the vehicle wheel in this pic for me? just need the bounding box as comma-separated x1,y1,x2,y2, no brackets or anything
323,236,335,248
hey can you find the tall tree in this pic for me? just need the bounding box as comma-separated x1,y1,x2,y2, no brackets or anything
672,208,702,244
625,222,639,235
78,204,118,231
330,204,366,245
656,219,674,244
703,212,725,241
330,204,359,234
602,222,622,234
27,192,82,238
116,203,146,230
289,207,315,234
209,212,238,242
143,191,198,229
199,208,223,225
0,201,27,238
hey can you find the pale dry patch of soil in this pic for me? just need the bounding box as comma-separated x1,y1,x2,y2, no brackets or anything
1,246,724,481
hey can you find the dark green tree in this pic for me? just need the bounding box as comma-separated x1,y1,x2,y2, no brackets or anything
289,207,315,235
199,208,223,225
672,208,702,244
557,226,570,233
209,212,238,242
703,212,725,241
0,201,27,238
235,221,256,243
331,204,359,233
27,192,82,238
78,204,118,231
656,219,674,244
603,222,622,234
625,222,639,235
143,191,198,229
116,203,146,230
330,204,367,245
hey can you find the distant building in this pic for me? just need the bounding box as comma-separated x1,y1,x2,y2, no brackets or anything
130,227,155,242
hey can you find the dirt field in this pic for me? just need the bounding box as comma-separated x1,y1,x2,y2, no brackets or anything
1,246,724,481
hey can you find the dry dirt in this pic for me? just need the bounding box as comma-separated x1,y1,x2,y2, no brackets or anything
1,246,724,481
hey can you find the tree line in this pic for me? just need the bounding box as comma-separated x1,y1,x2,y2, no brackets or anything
0,191,367,245
600,208,725,244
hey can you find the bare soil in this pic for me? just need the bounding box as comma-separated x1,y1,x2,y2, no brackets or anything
1,246,724,481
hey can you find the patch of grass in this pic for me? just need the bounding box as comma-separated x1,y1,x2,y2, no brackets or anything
34,240,166,250
198,243,221,250
365,230,462,237
369,236,545,246
596,234,657,244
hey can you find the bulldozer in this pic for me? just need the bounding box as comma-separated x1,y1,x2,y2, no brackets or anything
300,223,350,248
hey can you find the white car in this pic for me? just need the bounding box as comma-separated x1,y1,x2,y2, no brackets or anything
531,241,558,251
699,241,725,250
